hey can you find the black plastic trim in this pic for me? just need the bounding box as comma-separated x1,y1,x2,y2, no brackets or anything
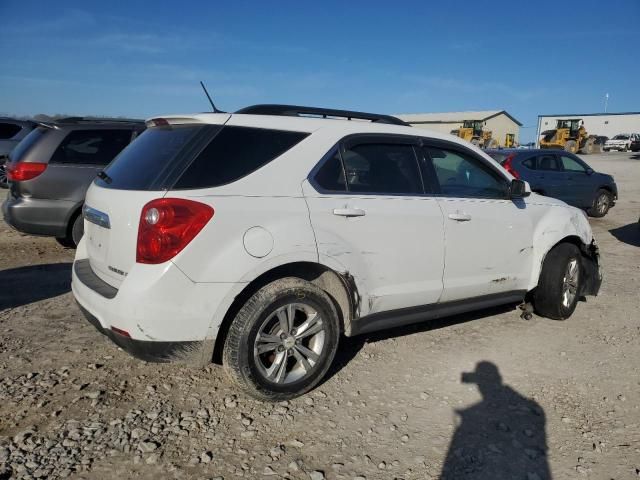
350,290,527,336
74,259,118,299
76,302,200,363
236,104,410,126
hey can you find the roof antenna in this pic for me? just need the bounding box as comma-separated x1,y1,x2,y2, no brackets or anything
200,81,225,113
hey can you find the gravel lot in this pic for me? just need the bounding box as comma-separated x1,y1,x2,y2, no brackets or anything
1,151,639,480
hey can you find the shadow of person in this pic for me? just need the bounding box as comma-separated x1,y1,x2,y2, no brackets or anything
440,362,551,480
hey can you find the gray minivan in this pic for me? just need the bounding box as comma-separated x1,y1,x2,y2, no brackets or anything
2,118,144,247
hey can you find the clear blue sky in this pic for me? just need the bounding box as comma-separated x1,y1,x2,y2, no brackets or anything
1,0,638,142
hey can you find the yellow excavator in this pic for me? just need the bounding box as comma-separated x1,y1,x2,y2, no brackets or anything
450,120,499,149
539,119,601,154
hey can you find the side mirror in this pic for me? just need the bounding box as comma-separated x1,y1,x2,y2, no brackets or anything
586,168,594,175
509,179,531,199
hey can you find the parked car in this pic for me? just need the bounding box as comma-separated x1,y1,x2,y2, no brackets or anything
0,118,37,188
630,135,640,152
603,133,638,152
2,117,144,247
486,148,617,217
72,105,602,400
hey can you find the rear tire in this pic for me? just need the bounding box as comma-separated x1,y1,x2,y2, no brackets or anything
533,243,582,320
0,157,7,189
55,212,84,249
564,140,578,153
223,277,340,401
588,189,612,217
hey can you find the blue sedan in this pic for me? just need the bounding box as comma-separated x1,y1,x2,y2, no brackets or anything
486,149,618,217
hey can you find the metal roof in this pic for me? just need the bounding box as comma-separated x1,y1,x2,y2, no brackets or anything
538,112,640,118
396,110,522,126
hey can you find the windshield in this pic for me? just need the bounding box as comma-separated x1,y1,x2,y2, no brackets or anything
613,134,629,140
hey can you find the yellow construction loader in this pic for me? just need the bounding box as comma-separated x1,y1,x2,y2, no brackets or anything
505,133,516,148
539,119,601,154
450,120,499,149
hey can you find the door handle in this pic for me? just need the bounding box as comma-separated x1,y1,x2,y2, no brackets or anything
333,208,366,217
448,212,472,222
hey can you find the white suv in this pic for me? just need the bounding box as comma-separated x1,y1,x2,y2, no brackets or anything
604,133,637,152
72,105,602,400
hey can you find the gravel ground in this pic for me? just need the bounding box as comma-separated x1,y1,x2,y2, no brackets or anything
0,151,639,480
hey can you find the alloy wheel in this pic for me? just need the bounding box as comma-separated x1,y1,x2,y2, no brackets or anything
561,259,579,308
254,303,326,384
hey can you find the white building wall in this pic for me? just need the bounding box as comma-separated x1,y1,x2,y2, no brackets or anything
485,115,520,145
537,113,640,144
407,114,520,147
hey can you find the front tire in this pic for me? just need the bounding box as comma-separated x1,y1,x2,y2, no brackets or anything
588,189,612,217
564,140,578,153
533,243,582,320
223,277,340,401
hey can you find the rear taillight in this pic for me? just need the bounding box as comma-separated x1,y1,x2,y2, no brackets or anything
6,162,47,182
502,154,520,179
136,198,214,264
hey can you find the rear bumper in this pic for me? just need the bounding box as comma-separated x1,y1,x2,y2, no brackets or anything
2,194,75,237
77,301,201,363
71,240,238,364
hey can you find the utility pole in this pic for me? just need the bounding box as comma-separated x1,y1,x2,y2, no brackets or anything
604,93,609,113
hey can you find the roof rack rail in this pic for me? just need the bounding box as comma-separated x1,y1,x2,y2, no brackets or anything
56,116,144,124
235,104,410,126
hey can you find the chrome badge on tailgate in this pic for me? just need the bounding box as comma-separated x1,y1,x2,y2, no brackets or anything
83,205,111,229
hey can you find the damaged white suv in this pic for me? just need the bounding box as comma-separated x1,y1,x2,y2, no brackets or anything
72,105,602,400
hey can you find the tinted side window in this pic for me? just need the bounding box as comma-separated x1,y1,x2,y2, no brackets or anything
51,129,132,166
174,126,308,189
314,150,346,191
425,146,507,198
560,155,586,173
0,123,22,139
341,143,422,195
534,154,561,171
522,158,536,169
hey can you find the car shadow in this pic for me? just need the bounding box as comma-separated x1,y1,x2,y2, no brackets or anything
439,362,551,479
0,262,72,310
629,154,640,160
324,302,518,384
609,222,640,247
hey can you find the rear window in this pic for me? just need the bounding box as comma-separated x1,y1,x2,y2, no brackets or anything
173,126,309,189
99,125,308,191
51,129,133,166
97,125,205,190
0,123,22,139
8,127,47,162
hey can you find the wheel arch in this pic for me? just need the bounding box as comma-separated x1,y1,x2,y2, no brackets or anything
211,261,355,364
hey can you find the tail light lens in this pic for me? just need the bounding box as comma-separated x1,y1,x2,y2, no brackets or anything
502,154,520,179
6,162,47,182
137,198,214,264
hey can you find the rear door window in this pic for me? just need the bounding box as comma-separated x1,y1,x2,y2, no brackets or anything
340,143,423,195
313,150,347,192
51,129,133,166
173,126,309,189
534,154,562,171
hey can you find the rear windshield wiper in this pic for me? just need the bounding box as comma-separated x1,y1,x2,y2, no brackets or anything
97,170,112,184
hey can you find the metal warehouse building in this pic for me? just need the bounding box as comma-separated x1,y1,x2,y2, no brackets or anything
536,112,640,144
396,110,522,147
